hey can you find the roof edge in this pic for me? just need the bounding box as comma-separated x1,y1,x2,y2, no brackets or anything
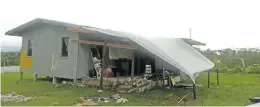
5,18,90,36
5,18,42,36
181,38,206,46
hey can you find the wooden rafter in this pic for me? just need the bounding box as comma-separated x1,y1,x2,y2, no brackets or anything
71,40,137,50
67,28,96,33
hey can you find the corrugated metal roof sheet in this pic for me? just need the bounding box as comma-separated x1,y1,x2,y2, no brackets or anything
86,27,214,83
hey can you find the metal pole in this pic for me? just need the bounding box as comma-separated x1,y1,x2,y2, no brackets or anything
217,68,219,85
208,71,210,88
131,57,135,88
193,82,197,99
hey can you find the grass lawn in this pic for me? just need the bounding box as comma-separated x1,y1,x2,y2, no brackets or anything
1,72,260,106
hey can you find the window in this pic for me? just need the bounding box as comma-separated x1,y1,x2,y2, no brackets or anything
27,40,32,56
61,37,69,57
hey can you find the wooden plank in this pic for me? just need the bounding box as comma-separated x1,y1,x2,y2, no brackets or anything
71,40,137,50
67,28,96,33
128,82,150,93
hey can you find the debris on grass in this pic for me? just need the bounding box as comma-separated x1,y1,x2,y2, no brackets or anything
78,76,156,93
178,94,189,104
78,94,129,105
1,92,31,103
62,81,67,84
116,98,129,103
76,83,86,87
97,90,103,93
112,94,120,98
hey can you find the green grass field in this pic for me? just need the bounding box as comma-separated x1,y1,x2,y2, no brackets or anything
1,72,260,106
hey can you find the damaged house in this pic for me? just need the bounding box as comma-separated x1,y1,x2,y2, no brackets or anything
5,18,214,95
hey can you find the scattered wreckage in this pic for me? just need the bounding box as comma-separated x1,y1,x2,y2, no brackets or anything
1,92,31,103
76,94,129,106
70,76,157,93
62,69,196,94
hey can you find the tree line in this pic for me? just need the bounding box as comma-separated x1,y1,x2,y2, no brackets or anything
1,52,20,66
199,48,260,74
1,48,260,73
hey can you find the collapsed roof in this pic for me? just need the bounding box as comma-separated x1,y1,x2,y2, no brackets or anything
5,18,215,83
84,27,214,83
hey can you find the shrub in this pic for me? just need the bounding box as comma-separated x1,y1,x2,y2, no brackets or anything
246,65,260,74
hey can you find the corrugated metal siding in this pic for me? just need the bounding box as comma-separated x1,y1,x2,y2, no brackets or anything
20,27,34,73
21,24,79,79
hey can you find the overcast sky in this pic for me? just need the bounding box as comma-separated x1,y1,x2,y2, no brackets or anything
1,0,260,50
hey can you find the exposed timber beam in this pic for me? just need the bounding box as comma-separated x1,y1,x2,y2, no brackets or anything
71,40,137,50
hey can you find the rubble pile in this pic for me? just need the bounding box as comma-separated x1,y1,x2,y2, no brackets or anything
1,92,31,103
75,76,156,93
83,79,112,87
119,77,155,93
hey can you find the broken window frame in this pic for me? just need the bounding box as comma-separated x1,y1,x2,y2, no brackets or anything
61,37,69,57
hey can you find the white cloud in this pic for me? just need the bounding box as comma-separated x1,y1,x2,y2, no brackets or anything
1,0,260,50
